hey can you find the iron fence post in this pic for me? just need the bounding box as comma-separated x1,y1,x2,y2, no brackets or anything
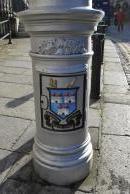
91,33,104,99
8,17,12,44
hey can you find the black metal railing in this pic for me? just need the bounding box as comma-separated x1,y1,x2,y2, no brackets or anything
0,0,29,42
0,0,13,44
0,19,12,43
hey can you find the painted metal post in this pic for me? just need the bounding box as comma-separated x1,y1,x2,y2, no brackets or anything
19,0,104,185
91,33,104,99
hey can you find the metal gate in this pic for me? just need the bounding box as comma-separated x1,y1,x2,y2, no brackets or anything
0,0,12,43
0,0,29,42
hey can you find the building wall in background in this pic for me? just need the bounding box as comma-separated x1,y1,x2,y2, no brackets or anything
12,0,28,12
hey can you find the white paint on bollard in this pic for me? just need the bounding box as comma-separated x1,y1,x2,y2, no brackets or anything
19,0,104,185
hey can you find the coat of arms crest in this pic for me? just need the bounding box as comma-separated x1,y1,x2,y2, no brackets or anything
40,74,86,132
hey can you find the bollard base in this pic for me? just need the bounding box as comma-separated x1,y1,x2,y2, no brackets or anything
33,133,93,186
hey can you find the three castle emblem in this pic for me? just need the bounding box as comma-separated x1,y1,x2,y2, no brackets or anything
40,74,85,132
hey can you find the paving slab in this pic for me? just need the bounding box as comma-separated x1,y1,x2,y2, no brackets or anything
104,56,120,63
104,48,117,53
23,69,33,76
105,43,113,47
0,149,15,184
102,103,130,136
104,84,128,95
103,46,117,52
7,52,30,57
77,151,99,194
90,99,101,110
0,74,32,85
104,51,118,59
0,82,33,99
0,97,35,120
0,66,27,75
0,55,31,62
6,154,32,181
0,115,31,150
0,60,32,69
0,50,29,57
96,135,130,194
0,73,4,77
104,49,119,57
104,62,124,72
104,71,127,86
104,41,116,46
104,52,119,58
104,92,130,105
88,108,101,128
104,46,120,61
12,121,36,152
89,128,99,150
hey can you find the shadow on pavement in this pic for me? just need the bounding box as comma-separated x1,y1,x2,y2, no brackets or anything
0,139,87,194
6,93,33,108
0,160,85,194
0,139,33,175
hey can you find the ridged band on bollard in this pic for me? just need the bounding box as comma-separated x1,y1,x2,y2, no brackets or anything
19,0,104,185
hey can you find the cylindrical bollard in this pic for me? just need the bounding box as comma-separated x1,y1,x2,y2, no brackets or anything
19,0,104,185
91,33,104,99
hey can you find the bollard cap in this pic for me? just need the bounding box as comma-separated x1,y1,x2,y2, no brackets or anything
19,7,104,28
29,0,92,10
19,1,104,36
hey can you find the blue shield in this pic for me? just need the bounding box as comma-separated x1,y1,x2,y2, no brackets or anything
48,88,79,119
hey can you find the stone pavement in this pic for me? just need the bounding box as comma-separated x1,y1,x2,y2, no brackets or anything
97,39,130,194
0,37,130,194
108,23,130,86
108,23,130,61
